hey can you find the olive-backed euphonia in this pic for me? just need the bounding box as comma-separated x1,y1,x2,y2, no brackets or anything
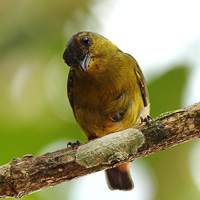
63,32,150,191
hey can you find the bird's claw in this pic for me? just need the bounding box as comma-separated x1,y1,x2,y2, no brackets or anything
140,115,152,125
67,140,81,148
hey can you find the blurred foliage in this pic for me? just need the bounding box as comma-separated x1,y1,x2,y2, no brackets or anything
148,66,188,118
0,0,97,163
0,0,199,200
147,66,200,200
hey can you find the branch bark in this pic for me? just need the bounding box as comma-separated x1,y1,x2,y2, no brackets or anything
0,102,200,199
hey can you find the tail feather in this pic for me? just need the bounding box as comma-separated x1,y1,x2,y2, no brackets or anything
105,163,134,191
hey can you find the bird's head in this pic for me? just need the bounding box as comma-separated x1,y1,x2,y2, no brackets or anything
63,32,119,72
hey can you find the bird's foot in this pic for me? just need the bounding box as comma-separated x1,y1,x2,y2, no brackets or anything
140,115,152,125
67,140,81,148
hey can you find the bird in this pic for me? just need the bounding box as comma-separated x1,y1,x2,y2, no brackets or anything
63,31,150,191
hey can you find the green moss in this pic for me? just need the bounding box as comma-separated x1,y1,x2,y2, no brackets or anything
142,121,169,145
194,111,200,127
156,110,177,120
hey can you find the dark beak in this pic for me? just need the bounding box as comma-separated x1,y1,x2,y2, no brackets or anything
78,52,91,71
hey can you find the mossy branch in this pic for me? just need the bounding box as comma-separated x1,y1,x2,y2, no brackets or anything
0,102,200,199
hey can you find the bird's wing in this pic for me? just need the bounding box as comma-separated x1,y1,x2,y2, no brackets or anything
67,68,76,116
135,64,149,107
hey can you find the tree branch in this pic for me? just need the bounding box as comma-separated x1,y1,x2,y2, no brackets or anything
0,102,200,199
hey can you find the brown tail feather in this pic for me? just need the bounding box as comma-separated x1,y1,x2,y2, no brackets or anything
105,163,134,191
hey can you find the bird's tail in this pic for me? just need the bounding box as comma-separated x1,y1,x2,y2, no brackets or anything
105,162,134,191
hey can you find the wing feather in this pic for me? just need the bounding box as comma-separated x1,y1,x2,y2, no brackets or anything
67,68,76,116
135,64,149,107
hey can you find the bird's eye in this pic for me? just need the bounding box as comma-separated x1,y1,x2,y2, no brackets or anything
81,36,91,47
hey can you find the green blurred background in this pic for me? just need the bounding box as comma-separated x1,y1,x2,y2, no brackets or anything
0,0,199,200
